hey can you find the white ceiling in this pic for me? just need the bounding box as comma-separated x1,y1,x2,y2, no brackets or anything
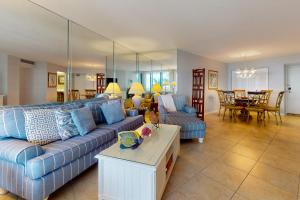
30,0,300,63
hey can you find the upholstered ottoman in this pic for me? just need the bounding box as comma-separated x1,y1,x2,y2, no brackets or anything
166,116,206,143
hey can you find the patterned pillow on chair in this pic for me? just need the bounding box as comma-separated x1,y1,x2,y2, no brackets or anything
24,109,61,145
55,110,79,140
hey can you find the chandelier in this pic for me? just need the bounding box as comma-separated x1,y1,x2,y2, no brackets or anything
235,68,256,79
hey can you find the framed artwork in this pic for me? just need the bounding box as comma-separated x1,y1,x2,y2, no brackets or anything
58,75,65,84
208,70,218,90
48,72,57,88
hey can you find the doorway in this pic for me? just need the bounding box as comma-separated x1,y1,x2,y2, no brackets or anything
286,64,300,115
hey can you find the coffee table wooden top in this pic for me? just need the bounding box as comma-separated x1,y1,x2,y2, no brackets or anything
96,124,180,166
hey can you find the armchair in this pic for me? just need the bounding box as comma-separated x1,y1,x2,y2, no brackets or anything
158,95,206,143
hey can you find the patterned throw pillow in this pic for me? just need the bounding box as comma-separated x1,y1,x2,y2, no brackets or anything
24,109,61,145
55,110,79,140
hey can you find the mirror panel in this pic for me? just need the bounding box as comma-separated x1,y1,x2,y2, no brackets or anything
114,43,137,99
69,22,113,101
0,0,68,105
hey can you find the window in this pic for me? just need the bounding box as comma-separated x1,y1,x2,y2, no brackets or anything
231,68,269,91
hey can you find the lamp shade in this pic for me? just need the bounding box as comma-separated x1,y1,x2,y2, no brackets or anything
104,82,122,94
151,83,162,93
128,82,145,95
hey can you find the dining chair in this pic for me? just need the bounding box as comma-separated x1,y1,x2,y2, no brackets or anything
261,90,273,107
217,90,225,116
265,91,284,125
245,92,265,122
233,89,246,99
222,92,243,121
70,90,80,101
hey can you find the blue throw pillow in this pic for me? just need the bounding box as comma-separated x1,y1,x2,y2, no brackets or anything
55,110,79,140
71,107,96,136
101,101,125,125
85,101,106,124
184,105,197,113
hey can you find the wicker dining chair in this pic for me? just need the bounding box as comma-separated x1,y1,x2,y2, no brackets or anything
222,92,243,121
217,90,225,116
265,91,285,125
233,89,246,99
261,90,273,107
245,92,266,122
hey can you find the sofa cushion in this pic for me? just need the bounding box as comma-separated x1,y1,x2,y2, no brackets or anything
101,101,125,125
166,111,196,118
97,115,144,135
160,94,177,112
85,100,106,124
172,95,187,111
0,102,82,140
166,116,206,132
0,139,44,165
26,128,115,179
24,109,61,145
55,110,79,140
71,107,96,136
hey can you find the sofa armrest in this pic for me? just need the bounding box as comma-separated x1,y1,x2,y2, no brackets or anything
0,139,44,165
183,105,197,114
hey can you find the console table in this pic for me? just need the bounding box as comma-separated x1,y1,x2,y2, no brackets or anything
96,124,180,200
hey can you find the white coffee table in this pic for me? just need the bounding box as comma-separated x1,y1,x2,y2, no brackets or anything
96,124,180,200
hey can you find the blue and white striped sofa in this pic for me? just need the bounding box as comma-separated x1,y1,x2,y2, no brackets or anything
0,98,143,200
158,95,206,143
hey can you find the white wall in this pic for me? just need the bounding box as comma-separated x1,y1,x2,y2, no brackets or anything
227,54,300,113
177,49,228,113
0,54,21,105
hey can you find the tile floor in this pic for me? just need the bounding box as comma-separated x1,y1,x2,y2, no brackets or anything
1,113,300,200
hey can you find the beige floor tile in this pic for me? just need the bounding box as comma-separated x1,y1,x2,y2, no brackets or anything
238,137,269,151
161,191,187,200
232,193,250,200
238,175,296,200
259,153,300,175
251,163,299,195
177,173,234,200
202,161,248,191
220,152,256,172
231,144,264,160
0,193,17,200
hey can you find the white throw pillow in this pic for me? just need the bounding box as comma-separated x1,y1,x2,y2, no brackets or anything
160,94,177,112
24,109,61,145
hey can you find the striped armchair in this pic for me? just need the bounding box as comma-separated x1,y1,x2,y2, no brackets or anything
158,95,206,143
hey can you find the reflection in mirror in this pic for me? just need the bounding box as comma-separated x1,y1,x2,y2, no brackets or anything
139,49,177,102
0,0,68,106
113,43,137,99
69,22,113,101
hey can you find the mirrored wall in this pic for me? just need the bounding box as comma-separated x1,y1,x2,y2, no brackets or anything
0,0,177,106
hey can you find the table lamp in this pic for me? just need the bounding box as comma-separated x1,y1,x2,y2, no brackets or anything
104,82,122,98
129,82,145,108
151,83,162,102
162,81,169,93
170,81,176,93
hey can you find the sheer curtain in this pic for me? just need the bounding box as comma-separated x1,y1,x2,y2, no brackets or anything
231,68,269,91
